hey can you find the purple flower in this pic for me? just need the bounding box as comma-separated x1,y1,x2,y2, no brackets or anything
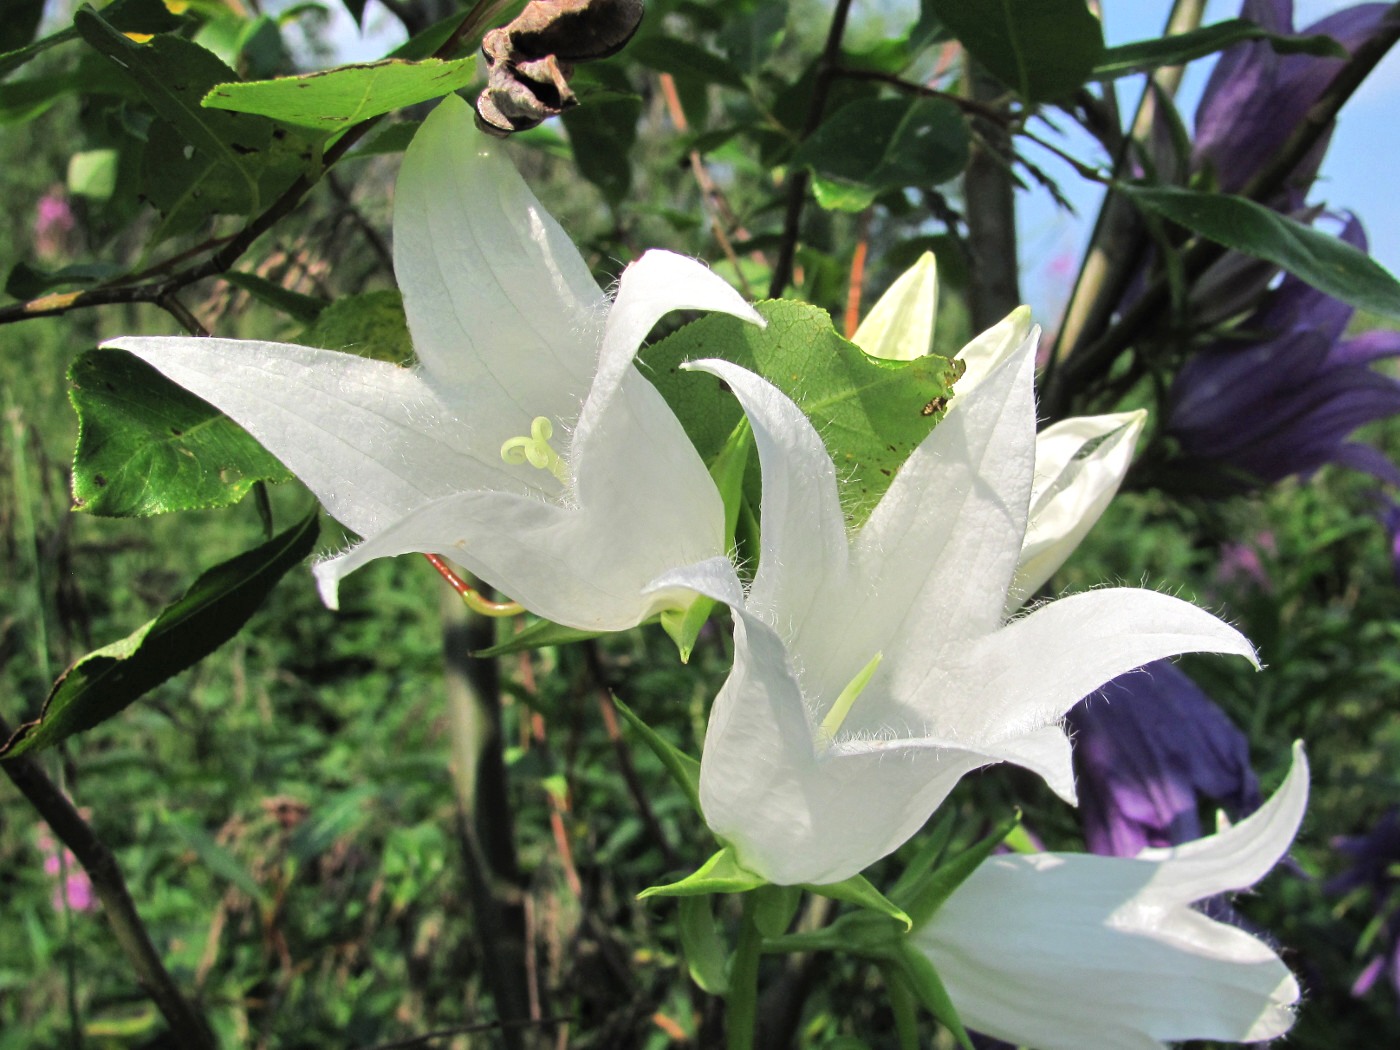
1327,809,1400,1004
32,186,75,262
1066,659,1261,858
1164,213,1400,493
1195,1,1393,205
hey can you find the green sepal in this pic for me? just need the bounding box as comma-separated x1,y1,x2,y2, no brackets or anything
803,872,911,930
639,847,767,899
660,419,752,661
894,941,974,1050
751,884,802,938
888,810,956,902
471,618,602,658
678,895,729,995
612,697,702,816
661,598,714,664
900,811,1020,930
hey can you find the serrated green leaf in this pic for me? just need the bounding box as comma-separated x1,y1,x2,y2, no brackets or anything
931,0,1104,102
75,6,320,237
639,847,768,899
1124,184,1400,320
0,512,318,758
69,349,294,517
612,696,702,815
793,97,969,212
642,299,963,527
295,289,413,363
470,617,602,658
678,896,730,994
803,873,911,930
1092,18,1346,81
202,55,477,128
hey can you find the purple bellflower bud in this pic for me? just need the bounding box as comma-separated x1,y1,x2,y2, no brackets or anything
1164,214,1400,495
1195,1,1394,206
1067,659,1262,858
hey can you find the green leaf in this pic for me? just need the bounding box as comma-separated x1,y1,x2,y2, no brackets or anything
202,56,476,128
1092,18,1347,81
0,0,181,80
470,617,603,658
930,0,1104,102
5,261,123,299
0,0,44,54
678,896,730,995
1123,184,1400,320
894,943,974,1050
642,299,963,527
793,96,969,212
69,349,294,517
0,512,318,758
295,289,413,363
561,67,641,208
165,815,271,906
751,884,802,938
639,847,768,899
223,271,328,324
803,873,911,930
612,696,702,816
75,6,320,236
629,35,746,90
67,149,119,199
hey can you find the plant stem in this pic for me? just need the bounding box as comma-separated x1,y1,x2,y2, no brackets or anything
0,715,215,1048
726,894,765,1050
440,587,532,1050
768,0,857,299
1049,0,1205,372
961,61,1021,332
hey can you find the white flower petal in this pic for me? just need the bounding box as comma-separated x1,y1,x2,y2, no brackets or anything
1136,740,1310,903
110,99,762,629
1009,409,1147,610
949,304,1034,405
964,587,1258,734
851,251,938,361
395,94,604,431
915,745,1307,1050
103,337,529,536
678,356,849,629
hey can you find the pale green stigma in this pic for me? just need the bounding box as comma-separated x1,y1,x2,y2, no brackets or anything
818,651,884,741
501,416,569,484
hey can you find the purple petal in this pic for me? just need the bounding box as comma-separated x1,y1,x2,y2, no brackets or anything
1067,661,1261,858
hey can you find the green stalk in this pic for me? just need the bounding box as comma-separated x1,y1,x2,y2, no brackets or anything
726,894,765,1050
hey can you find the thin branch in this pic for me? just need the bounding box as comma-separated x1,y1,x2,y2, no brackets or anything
962,61,1021,332
832,66,1009,124
768,0,858,299
0,1,497,329
0,715,215,1048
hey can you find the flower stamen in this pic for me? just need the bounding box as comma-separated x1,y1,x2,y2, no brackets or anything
501,415,570,484
819,651,884,742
